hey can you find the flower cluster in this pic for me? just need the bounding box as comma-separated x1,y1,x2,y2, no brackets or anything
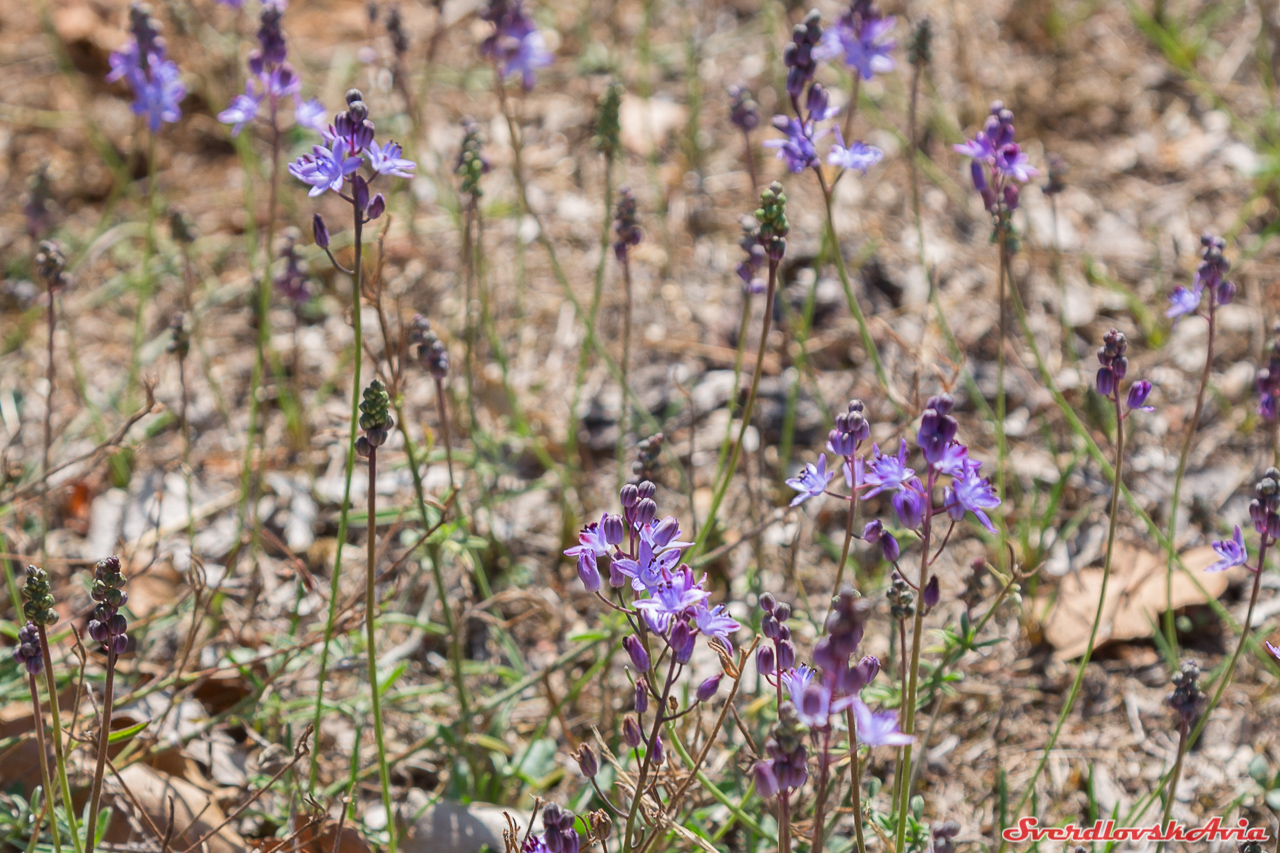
728,85,760,134
790,394,1001,545
816,0,897,82
1207,468,1280,573
754,590,908,800
356,379,394,458
457,117,490,202
291,90,415,236
1257,338,1280,421
410,314,449,379
87,556,129,655
735,216,767,295
954,101,1037,224
1167,234,1234,320
1095,328,1154,412
522,804,580,853
765,11,883,175
35,240,68,293
107,4,185,133
612,187,642,262
1166,661,1205,729
13,622,43,676
480,0,553,90
22,565,58,627
630,433,664,484
218,2,326,137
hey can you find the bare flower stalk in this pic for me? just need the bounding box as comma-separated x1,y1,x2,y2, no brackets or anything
83,646,118,853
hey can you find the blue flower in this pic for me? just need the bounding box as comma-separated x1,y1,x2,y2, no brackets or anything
294,98,327,131
1205,526,1247,573
1166,285,1202,320
695,603,741,651
288,141,363,197
827,132,884,173
817,14,897,81
133,56,186,132
764,116,825,173
613,538,682,593
862,440,916,498
367,140,417,179
634,567,709,620
1268,641,1280,662
218,85,261,137
852,697,913,746
786,454,835,506
944,460,1000,533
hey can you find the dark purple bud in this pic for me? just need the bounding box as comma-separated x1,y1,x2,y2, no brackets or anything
759,592,776,613
619,484,639,508
776,639,795,671
1216,279,1236,305
1096,367,1116,397
1112,356,1128,380
923,575,940,609
857,655,881,685
893,490,924,529
113,634,128,654
651,733,665,765
1250,499,1267,533
353,175,370,214
774,602,791,622
1126,379,1152,410
777,624,791,642
757,645,775,677
608,561,627,588
1269,513,1280,541
622,715,642,748
1003,183,1020,211
881,531,900,562
696,674,722,702
761,614,779,639
970,161,987,193
812,637,839,672
366,193,386,221
635,678,649,713
313,213,330,248
670,621,695,664
89,620,108,644
577,554,601,592
650,516,681,548
754,761,779,799
805,82,828,119
601,513,625,545
575,744,598,778
623,635,650,672
634,498,657,527
637,480,657,500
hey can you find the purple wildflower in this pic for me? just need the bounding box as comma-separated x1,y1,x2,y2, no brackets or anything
852,697,914,746
694,602,741,651
1205,526,1248,573
944,460,1000,533
817,2,897,82
218,85,261,137
1127,379,1154,412
14,622,43,676
289,140,364,197
764,116,824,173
862,439,916,497
481,0,553,90
368,140,416,178
828,131,884,173
1268,641,1280,662
633,568,710,620
295,98,327,130
612,538,682,592
1166,285,1201,320
954,102,1038,218
786,454,835,506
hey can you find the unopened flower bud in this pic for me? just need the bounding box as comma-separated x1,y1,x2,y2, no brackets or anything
634,678,648,713
756,645,775,677
622,715,642,748
623,635,650,672
313,213,330,248
923,575,940,610
696,674,722,702
575,743,598,778
759,592,776,613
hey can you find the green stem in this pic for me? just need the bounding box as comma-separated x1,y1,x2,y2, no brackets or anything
999,391,1125,852
309,199,364,792
617,254,634,490
996,235,1009,576
38,626,82,853
1157,722,1189,853
1162,303,1216,660
845,708,867,853
693,259,778,554
83,647,117,853
42,281,55,563
28,672,62,853
621,658,677,853
365,447,395,853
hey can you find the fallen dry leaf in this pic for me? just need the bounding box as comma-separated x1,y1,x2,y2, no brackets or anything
1037,543,1248,660
113,762,244,853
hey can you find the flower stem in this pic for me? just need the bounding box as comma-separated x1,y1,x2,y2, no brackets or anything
995,234,1009,577
621,657,678,853
42,282,55,563
28,672,62,853
694,259,778,552
433,376,455,489
845,708,867,853
998,391,1125,853
309,199,364,792
83,646,117,853
833,493,859,599
1162,302,1216,660
38,626,82,853
1157,721,1190,853
617,254,634,491
894,475,935,853
365,445,395,853
810,729,834,853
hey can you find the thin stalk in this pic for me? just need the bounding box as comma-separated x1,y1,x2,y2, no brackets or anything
178,356,194,550
1162,303,1216,659
999,391,1126,852
38,626,83,853
83,647,118,853
42,282,55,563
462,196,479,435
845,708,867,853
365,447,395,853
741,129,758,194
833,494,859,598
127,132,159,398
817,172,900,412
810,729,834,853
621,658,678,853
617,254,634,490
777,791,791,853
309,201,364,791
841,75,862,147
28,672,62,853
995,234,1009,576
693,259,779,553
894,473,936,853
1157,722,1189,852
433,376,455,489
